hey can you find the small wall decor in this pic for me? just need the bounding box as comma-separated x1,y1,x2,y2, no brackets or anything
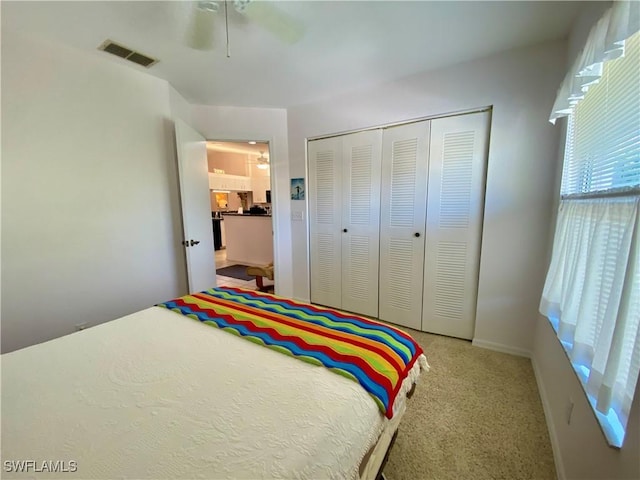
291,178,305,200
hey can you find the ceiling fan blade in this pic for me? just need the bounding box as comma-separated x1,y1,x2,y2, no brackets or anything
235,1,304,44
186,1,219,50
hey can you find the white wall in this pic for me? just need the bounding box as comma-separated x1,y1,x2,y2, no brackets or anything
531,2,640,479
168,84,192,126
189,106,293,299
533,320,640,479
207,151,249,176
287,39,565,354
1,30,188,352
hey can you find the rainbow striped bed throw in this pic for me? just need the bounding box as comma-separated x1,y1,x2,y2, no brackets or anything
158,287,429,418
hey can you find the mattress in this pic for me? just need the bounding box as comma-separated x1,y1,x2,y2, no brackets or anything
1,304,423,479
159,287,426,419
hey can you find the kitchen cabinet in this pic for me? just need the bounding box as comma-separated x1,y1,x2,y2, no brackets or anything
209,173,251,192
209,173,227,190
237,176,251,191
251,176,271,203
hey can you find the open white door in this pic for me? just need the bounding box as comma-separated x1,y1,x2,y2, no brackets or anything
174,119,217,293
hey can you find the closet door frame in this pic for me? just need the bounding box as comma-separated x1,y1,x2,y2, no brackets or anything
306,106,491,332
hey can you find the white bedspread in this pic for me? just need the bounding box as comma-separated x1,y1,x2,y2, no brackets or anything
1,307,388,479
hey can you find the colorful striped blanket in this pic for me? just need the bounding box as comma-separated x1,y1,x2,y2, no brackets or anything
157,287,428,418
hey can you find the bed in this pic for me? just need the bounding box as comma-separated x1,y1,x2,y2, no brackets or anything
1,287,428,479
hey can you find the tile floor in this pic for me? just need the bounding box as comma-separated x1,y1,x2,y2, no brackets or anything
215,249,274,291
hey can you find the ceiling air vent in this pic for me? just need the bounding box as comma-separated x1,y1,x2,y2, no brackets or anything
98,40,158,68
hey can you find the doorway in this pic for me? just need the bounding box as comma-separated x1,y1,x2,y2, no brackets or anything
206,140,275,292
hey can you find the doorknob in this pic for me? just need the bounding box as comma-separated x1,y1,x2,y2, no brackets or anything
343,228,348,233
414,232,421,237
190,239,200,246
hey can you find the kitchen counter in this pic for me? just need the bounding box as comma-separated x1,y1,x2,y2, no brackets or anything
221,213,271,217
222,214,273,266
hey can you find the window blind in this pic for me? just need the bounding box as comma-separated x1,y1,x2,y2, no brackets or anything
542,28,640,447
561,31,640,197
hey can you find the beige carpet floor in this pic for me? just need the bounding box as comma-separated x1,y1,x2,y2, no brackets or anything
384,330,556,480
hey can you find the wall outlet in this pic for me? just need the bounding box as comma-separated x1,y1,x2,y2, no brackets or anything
75,322,88,332
565,397,574,425
291,211,304,221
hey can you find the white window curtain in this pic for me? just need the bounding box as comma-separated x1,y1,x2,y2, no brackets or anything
540,198,640,424
542,1,640,447
549,0,639,124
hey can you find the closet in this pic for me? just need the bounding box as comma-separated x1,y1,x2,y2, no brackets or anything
309,110,489,339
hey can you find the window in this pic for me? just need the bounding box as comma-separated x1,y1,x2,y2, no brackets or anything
541,27,639,448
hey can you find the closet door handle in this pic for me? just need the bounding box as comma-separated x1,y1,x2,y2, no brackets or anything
343,228,348,233
190,239,201,246
414,232,421,238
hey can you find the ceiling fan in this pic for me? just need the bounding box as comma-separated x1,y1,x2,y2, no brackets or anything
245,150,270,169
186,1,304,53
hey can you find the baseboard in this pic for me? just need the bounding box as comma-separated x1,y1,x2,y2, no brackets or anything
531,357,566,480
471,338,531,358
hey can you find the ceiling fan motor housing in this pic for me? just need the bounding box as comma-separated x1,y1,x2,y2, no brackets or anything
233,0,252,13
197,1,219,13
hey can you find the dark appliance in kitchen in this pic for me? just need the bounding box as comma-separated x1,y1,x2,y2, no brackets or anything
249,205,267,215
211,212,222,250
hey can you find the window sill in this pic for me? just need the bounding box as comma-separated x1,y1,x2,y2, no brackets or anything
547,316,624,449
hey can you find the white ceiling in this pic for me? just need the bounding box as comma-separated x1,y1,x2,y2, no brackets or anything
2,1,590,108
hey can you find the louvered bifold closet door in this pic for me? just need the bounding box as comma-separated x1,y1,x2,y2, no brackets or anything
379,121,430,330
422,111,489,339
309,137,343,309
341,130,383,317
